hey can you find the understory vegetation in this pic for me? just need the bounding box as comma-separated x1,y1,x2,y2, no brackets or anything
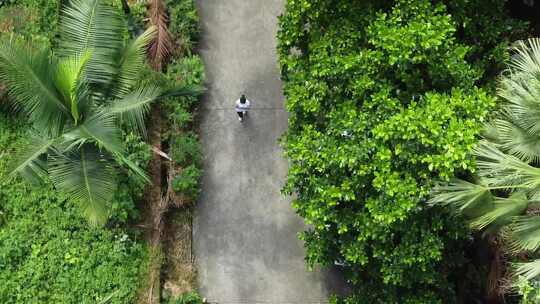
157,0,205,301
0,114,148,303
0,0,152,302
278,0,537,303
0,0,203,302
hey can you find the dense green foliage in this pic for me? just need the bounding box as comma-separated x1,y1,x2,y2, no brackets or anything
163,15,204,202
517,278,540,303
172,132,202,166
431,38,540,299
0,0,193,225
0,0,153,302
165,56,205,128
0,0,203,301
278,0,527,302
166,0,199,55
172,164,202,197
443,0,529,85
154,1,205,299
0,113,148,303
0,0,59,41
166,291,204,304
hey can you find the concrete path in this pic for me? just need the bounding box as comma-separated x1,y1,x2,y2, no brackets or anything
193,1,342,303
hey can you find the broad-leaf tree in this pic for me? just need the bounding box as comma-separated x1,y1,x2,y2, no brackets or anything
431,38,540,290
276,0,511,302
0,0,197,225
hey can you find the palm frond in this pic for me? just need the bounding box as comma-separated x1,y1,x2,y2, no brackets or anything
48,146,116,226
106,85,203,137
474,141,540,190
429,179,493,216
470,192,529,230
147,0,172,70
62,111,149,183
508,38,540,76
8,135,55,183
107,85,162,137
513,259,540,281
482,120,501,143
112,26,157,98
491,117,540,163
62,111,124,155
430,38,540,289
498,73,540,137
0,40,69,135
114,154,150,184
497,39,540,144
57,0,125,86
54,52,92,124
506,215,540,253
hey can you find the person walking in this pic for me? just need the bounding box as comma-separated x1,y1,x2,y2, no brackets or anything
235,94,251,122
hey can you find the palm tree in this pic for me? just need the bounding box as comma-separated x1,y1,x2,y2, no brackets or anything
430,38,540,290
0,0,198,225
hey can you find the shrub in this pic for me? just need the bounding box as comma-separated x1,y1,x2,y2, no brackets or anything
171,132,202,166
172,164,202,198
167,56,205,87
163,51,204,204
0,0,59,40
0,6,37,34
163,56,204,131
126,0,147,33
122,130,153,197
167,291,204,304
278,0,525,302
166,0,199,55
0,114,147,304
516,278,540,304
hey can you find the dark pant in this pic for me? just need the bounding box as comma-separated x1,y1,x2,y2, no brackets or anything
237,111,244,119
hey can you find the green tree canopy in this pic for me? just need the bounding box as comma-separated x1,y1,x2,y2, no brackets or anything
278,0,527,302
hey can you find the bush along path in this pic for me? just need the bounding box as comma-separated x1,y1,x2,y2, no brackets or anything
139,0,205,303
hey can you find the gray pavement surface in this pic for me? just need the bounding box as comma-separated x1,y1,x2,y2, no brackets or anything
193,1,344,303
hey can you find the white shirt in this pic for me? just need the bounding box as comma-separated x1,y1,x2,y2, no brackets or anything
235,99,251,113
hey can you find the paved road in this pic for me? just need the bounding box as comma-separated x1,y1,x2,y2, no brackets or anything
193,1,343,303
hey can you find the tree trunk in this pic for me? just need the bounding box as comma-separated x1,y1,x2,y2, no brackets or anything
143,1,174,303
485,239,505,304
120,0,130,15
145,102,163,304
